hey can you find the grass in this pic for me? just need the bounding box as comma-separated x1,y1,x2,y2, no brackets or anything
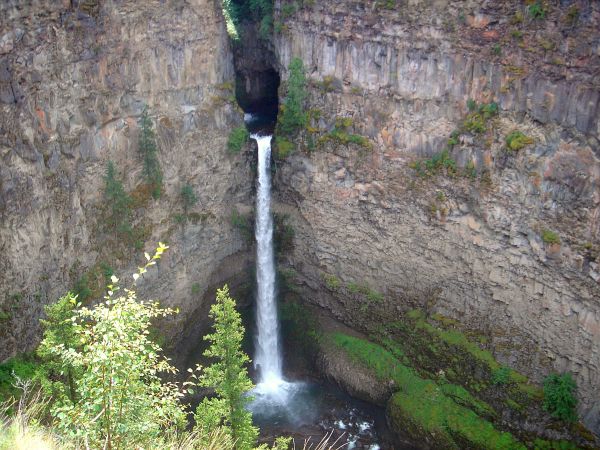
345,282,384,311
318,117,372,149
505,131,534,151
492,366,511,385
330,333,524,449
541,229,560,245
323,274,341,291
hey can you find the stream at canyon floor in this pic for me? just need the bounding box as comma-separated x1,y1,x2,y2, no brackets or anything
249,377,407,449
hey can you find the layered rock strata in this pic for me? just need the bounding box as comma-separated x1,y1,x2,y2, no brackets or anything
272,0,600,433
0,0,253,358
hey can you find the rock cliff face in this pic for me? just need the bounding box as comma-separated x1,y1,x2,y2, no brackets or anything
0,0,254,359
271,0,600,433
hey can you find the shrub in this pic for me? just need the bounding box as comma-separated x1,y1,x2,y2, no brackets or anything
275,136,294,158
541,229,560,245
44,245,188,448
323,274,341,291
462,101,498,135
221,0,273,41
528,2,545,19
221,0,241,40
412,149,457,177
447,130,460,147
543,373,577,422
0,356,38,402
464,114,486,134
281,3,297,18
505,131,534,151
99,262,114,280
319,117,372,149
227,126,249,154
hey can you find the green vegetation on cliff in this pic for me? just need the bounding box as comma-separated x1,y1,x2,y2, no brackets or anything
139,107,163,199
410,99,499,179
104,161,133,237
278,58,307,137
543,373,578,422
221,0,274,41
331,332,524,449
228,125,250,154
0,245,290,450
317,117,372,149
505,130,534,151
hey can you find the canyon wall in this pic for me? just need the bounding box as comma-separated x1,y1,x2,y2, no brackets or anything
271,0,600,433
0,0,253,360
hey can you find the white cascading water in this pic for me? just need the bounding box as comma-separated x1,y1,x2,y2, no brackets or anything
252,134,283,388
247,130,382,448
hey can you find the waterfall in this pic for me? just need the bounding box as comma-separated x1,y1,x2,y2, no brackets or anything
252,134,283,387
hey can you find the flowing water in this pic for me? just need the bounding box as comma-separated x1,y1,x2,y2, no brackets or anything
247,121,400,449
253,134,283,387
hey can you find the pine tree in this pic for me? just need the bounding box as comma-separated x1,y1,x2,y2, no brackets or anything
278,58,307,136
36,292,80,403
139,107,163,199
180,184,198,213
104,160,133,237
194,285,257,450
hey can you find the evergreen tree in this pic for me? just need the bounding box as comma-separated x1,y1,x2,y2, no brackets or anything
193,285,257,450
278,58,307,136
139,107,163,199
104,160,133,237
543,373,578,422
180,184,198,213
36,292,80,403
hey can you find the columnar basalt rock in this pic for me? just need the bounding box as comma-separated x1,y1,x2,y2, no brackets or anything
0,0,254,359
271,0,600,434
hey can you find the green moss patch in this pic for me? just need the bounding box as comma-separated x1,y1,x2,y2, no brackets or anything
331,333,524,449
